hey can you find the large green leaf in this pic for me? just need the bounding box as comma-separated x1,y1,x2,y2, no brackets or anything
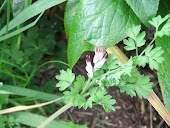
125,0,159,26
0,0,66,36
13,0,25,17
156,35,170,113
12,112,87,128
68,0,140,68
64,0,80,34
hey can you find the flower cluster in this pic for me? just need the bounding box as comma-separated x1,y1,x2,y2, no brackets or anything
86,46,108,78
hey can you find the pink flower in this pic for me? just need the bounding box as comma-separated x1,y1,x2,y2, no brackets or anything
85,55,93,78
94,54,108,70
93,46,105,64
85,46,108,77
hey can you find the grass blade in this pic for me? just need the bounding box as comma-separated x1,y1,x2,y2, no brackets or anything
0,85,64,103
0,0,7,14
0,12,43,41
0,0,66,36
12,112,70,128
0,97,63,114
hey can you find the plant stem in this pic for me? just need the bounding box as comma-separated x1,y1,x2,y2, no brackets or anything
139,36,156,56
38,103,73,128
136,46,138,56
106,45,170,127
37,92,90,128
81,77,92,94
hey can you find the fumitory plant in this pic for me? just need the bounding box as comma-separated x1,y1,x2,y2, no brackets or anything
37,14,170,128
0,0,170,128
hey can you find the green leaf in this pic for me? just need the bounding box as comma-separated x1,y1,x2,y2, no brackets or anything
156,18,170,37
89,87,116,112
123,38,136,51
0,115,21,128
121,58,133,76
100,95,116,112
120,75,153,99
82,42,95,52
64,0,80,34
156,35,170,113
102,53,119,70
145,45,164,70
149,15,169,29
12,112,85,128
125,0,159,26
13,0,25,17
56,69,75,91
0,0,66,36
60,120,88,128
0,94,9,109
136,56,148,67
135,75,153,99
124,25,146,52
74,75,86,90
0,85,64,103
120,84,136,97
68,0,140,68
83,97,93,109
63,75,87,108
122,68,139,83
126,25,141,40
136,31,146,47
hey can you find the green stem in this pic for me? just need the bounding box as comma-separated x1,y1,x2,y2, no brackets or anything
81,77,92,94
0,0,7,14
136,46,138,56
6,0,10,35
81,68,120,94
37,92,90,128
38,103,73,128
139,36,156,56
24,60,68,87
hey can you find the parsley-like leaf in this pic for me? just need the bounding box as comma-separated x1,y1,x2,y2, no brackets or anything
74,75,86,90
149,15,169,30
120,84,136,97
136,31,146,47
120,75,153,99
127,25,141,40
123,38,136,51
56,69,75,91
102,53,119,70
124,25,146,52
136,56,148,68
135,75,153,99
89,87,116,112
149,15,170,37
145,45,164,70
100,95,116,112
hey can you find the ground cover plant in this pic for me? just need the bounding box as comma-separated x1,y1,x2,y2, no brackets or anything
0,0,170,128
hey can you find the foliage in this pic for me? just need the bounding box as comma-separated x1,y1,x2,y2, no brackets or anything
156,35,170,113
56,69,75,91
0,0,169,127
0,115,22,128
12,112,87,128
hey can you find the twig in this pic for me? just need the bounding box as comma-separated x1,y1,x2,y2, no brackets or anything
150,103,153,128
